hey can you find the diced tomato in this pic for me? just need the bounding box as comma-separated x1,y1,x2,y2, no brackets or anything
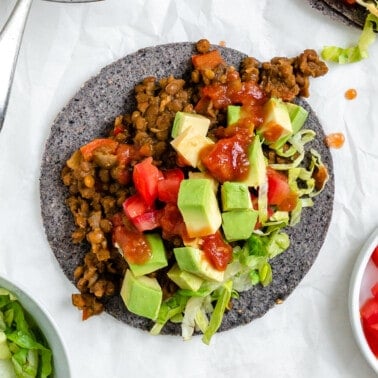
371,283,378,299
192,50,224,70
122,194,152,220
157,168,184,203
362,318,378,358
201,135,250,182
267,168,290,205
132,210,161,232
113,225,151,264
201,231,233,271
372,245,378,268
80,138,118,161
132,157,163,206
361,297,378,326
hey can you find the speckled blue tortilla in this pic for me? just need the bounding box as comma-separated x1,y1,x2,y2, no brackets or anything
40,42,334,335
308,0,367,28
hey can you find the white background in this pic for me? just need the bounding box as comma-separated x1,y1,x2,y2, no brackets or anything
1,0,378,377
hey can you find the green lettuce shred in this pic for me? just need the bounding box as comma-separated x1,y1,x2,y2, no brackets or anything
202,280,232,345
150,293,188,336
321,13,378,64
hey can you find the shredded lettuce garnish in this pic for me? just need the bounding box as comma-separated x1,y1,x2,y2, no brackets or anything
269,129,316,171
0,290,53,378
321,13,378,63
202,281,232,345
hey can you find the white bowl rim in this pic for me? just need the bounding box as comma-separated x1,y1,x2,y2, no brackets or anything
0,275,71,377
349,226,378,374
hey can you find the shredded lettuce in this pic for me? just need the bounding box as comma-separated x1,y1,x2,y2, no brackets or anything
182,297,206,341
202,281,232,345
321,13,378,64
269,129,316,171
230,232,289,291
150,293,188,336
0,291,53,378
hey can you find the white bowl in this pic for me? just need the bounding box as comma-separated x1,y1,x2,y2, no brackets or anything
349,227,378,374
0,276,71,377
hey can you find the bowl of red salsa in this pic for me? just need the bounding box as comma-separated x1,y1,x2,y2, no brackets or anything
349,227,378,374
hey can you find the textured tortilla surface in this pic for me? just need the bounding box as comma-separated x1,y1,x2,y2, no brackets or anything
40,42,334,335
308,0,367,28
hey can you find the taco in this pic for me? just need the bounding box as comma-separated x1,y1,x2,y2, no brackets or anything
40,41,334,343
309,0,368,28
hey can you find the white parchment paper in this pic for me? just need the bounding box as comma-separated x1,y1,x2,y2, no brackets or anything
1,0,378,377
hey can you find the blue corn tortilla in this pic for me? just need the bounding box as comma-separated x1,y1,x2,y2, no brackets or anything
308,0,367,28
40,42,334,335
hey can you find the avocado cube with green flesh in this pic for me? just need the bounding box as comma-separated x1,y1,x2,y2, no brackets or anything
222,209,258,242
270,102,309,150
177,179,222,238
128,233,168,277
227,105,241,126
221,182,252,211
120,270,162,320
167,264,204,291
173,246,224,282
257,97,292,144
188,171,219,193
171,127,214,168
171,112,210,138
240,135,266,188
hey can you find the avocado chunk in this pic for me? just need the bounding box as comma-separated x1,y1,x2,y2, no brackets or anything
221,209,258,242
240,135,266,188
171,112,210,138
188,171,219,193
167,263,204,291
173,246,224,282
120,269,162,320
227,105,241,126
128,233,168,277
171,126,214,168
177,179,222,238
257,97,292,144
270,102,309,150
221,181,252,211
286,102,308,132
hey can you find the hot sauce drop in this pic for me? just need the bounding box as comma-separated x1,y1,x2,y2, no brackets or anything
345,88,357,100
324,132,345,149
